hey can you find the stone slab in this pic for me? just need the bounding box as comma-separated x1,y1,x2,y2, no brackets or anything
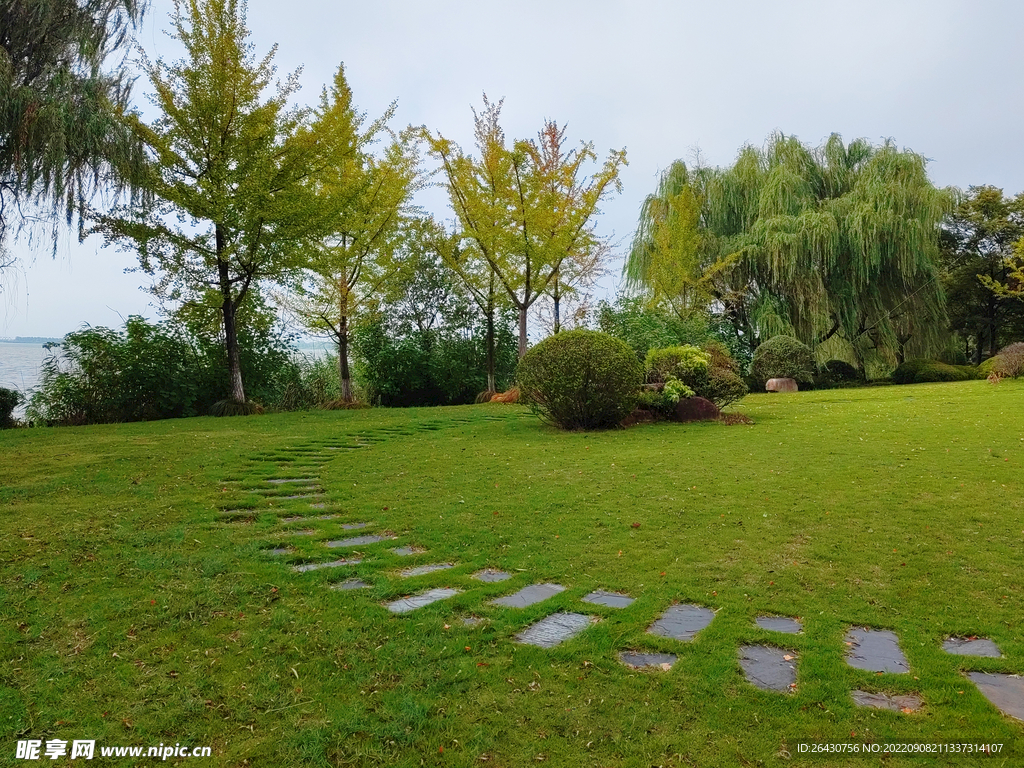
392,546,426,556
647,604,715,642
515,612,593,648
401,563,455,577
739,645,797,692
461,616,483,627
618,652,677,670
852,690,923,712
943,637,1002,658
756,616,802,634
282,494,321,500
267,478,317,484
967,673,1024,721
266,547,292,556
342,522,369,530
288,529,316,536
473,568,511,582
582,590,635,609
490,583,566,608
331,578,370,591
310,504,327,510
326,535,392,548
280,515,306,523
317,514,339,520
845,628,909,673
387,588,461,614
292,559,360,573
217,508,258,517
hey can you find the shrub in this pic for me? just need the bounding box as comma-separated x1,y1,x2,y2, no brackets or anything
516,330,643,430
816,359,863,388
977,357,1001,378
663,378,695,403
994,342,1024,378
0,387,21,428
704,367,749,407
750,335,816,385
645,345,711,389
890,359,972,384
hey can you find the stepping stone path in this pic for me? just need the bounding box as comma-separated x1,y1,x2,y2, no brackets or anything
282,494,322,500
393,546,426,556
461,616,483,627
280,516,306,523
327,534,393,548
943,637,1002,657
739,645,797,692
292,559,360,573
311,504,327,510
473,568,511,582
387,588,461,614
756,616,802,634
647,604,714,642
619,652,677,670
266,547,293,556
515,612,594,648
342,522,369,530
267,477,317,484
845,628,909,673
852,690,923,713
332,578,371,591
288,529,316,536
491,583,565,608
401,563,455,577
967,673,1024,722
582,590,634,608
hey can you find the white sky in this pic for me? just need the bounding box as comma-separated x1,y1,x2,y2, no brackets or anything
3,0,1023,337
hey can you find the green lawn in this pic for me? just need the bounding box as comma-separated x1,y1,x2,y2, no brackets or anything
1,380,1022,767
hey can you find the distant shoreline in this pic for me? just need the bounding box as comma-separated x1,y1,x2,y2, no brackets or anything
0,337,64,344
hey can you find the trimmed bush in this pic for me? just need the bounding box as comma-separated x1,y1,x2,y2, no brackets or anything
978,357,1000,378
890,359,972,384
645,345,711,385
517,330,643,430
704,367,749,407
820,359,862,384
0,387,21,428
750,335,816,386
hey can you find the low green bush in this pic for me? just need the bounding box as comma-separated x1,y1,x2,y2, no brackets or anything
517,330,643,430
890,359,972,384
645,345,711,385
978,357,1000,377
0,387,21,428
704,367,749,407
750,335,816,386
635,388,674,417
816,359,863,388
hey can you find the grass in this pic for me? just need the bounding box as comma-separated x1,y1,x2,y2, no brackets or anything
1,380,1022,767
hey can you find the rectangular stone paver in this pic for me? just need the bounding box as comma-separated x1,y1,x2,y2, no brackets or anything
943,637,1002,657
267,478,317,484
647,604,715,642
342,522,369,530
845,628,909,673
491,583,565,608
392,545,426,556
326,535,393,548
756,616,802,634
967,673,1024,721
473,568,511,582
401,563,455,577
852,690,923,712
582,590,634,609
331,578,371,591
619,651,677,670
292,559,360,573
739,645,797,692
387,588,461,614
515,612,594,648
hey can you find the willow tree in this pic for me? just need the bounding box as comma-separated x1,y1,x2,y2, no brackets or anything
286,65,418,404
626,133,956,364
95,0,327,412
1,0,147,280
425,97,626,356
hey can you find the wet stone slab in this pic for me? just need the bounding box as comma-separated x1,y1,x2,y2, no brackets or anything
473,568,511,583
967,673,1024,721
292,559,360,573
852,690,923,713
326,535,393,548
739,645,798,692
515,612,594,648
392,546,426,556
756,616,802,634
647,604,715,642
387,588,461,614
582,590,634,609
331,578,370,591
342,522,369,530
845,628,909,673
618,652,677,670
491,583,565,608
401,563,455,577
943,637,1002,658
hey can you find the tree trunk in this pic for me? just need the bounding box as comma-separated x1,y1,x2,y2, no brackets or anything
552,274,561,334
217,249,246,403
517,304,528,358
486,305,496,392
339,315,353,402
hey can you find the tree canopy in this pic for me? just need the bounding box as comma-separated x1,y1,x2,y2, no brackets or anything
626,133,957,365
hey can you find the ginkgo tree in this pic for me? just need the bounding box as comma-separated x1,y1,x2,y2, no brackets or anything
424,97,626,357
95,0,332,413
284,66,419,405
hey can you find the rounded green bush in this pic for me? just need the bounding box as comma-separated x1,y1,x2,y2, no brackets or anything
517,330,643,430
977,356,1000,377
750,335,816,385
890,359,971,384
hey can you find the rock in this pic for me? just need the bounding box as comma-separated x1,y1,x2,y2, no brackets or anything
766,378,798,393
672,396,720,422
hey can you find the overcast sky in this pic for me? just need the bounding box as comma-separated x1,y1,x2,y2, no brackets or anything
3,0,1023,337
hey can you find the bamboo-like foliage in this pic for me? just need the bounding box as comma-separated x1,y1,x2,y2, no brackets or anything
0,0,147,260
626,132,956,363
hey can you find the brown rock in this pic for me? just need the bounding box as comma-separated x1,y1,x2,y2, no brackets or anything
673,396,720,422
766,378,798,393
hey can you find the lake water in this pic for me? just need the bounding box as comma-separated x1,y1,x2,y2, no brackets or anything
0,341,52,416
